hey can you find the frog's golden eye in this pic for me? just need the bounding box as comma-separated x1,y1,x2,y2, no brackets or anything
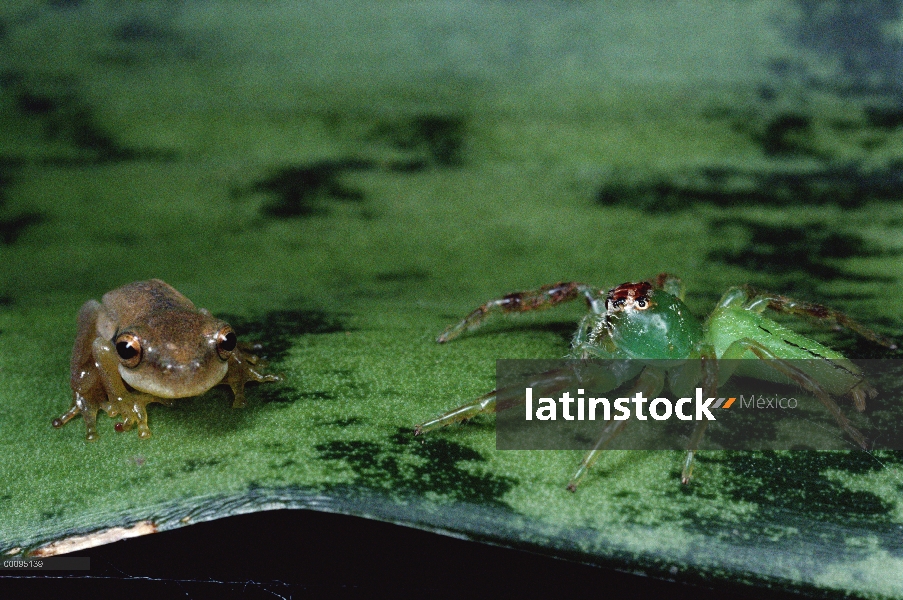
114,333,142,368
216,326,237,360
635,297,650,310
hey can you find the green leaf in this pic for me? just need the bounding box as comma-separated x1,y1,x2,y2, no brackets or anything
2,2,903,597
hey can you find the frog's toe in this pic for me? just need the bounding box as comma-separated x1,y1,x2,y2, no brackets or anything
52,404,81,429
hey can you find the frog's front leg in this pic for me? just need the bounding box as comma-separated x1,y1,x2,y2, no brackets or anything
91,337,157,438
52,390,101,441
222,347,281,408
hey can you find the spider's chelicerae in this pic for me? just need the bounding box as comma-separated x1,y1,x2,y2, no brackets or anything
415,274,897,487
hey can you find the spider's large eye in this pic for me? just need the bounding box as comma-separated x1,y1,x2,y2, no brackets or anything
216,326,237,360
634,297,650,310
115,333,142,368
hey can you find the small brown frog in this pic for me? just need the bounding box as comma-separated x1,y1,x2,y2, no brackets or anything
53,279,280,440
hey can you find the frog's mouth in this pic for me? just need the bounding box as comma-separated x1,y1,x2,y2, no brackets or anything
118,361,229,399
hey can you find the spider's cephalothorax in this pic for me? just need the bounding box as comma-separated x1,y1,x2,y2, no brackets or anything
606,281,652,312
418,274,897,487
596,282,701,361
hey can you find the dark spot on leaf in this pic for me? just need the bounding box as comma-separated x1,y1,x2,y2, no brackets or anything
247,160,372,218
375,269,430,283
16,92,57,115
758,85,777,102
386,159,428,173
258,387,336,405
681,450,903,551
315,429,515,507
408,115,466,166
48,0,83,8
323,417,363,427
0,156,23,207
707,218,901,300
327,368,355,377
369,114,467,166
261,441,292,454
115,20,170,43
10,83,177,163
41,509,63,521
269,458,297,469
0,159,39,245
182,457,224,473
24,91,116,154
757,113,812,156
790,1,903,92
865,106,903,129
0,212,43,245
254,385,296,404
596,163,903,212
221,308,347,363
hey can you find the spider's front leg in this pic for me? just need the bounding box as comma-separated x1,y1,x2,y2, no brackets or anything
413,389,498,436
436,282,601,343
414,362,629,436
680,346,719,484
566,365,666,491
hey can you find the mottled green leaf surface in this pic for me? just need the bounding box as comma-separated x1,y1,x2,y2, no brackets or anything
1,1,903,597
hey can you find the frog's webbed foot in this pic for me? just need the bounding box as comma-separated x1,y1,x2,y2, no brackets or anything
111,393,158,439
224,349,282,408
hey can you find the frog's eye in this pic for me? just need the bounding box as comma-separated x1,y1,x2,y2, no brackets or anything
114,333,142,368
216,327,237,360
634,297,650,310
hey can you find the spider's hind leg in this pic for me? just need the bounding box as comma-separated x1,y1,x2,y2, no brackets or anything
722,337,869,450
732,285,897,349
651,273,686,300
